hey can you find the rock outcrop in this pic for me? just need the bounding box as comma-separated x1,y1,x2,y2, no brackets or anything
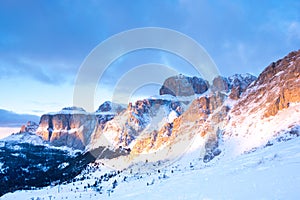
210,74,257,99
36,102,126,150
130,91,228,162
228,74,257,100
20,121,39,133
223,50,300,154
36,107,97,150
35,50,300,162
159,73,256,101
211,76,230,93
88,72,257,162
95,101,125,129
88,97,183,150
96,101,125,114
159,74,209,96
230,50,300,118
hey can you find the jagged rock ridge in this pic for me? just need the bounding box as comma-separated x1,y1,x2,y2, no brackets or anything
34,50,300,164
36,73,257,155
223,50,300,154
87,73,257,164
159,74,209,96
36,103,126,150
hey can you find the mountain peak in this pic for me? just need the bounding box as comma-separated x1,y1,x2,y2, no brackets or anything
255,50,300,85
96,101,125,114
159,75,209,96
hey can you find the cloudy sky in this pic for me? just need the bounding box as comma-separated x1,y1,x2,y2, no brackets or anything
0,0,299,115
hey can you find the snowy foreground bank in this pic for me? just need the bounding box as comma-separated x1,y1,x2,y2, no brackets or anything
2,136,300,200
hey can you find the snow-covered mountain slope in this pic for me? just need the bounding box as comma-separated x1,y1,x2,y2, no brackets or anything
224,50,300,156
87,71,257,167
87,50,299,171
31,72,256,155
1,50,299,199
1,132,45,146
2,131,300,200
35,103,124,150
95,101,126,114
0,132,84,196
224,102,300,156
88,98,184,151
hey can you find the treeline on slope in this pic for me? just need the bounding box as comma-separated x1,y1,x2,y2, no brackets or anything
0,142,129,196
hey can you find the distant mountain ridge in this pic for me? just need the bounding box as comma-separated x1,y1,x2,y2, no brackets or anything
34,72,258,158
2,50,299,162
0,109,39,127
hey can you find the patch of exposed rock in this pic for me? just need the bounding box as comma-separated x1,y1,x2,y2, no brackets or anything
211,74,257,99
231,50,300,118
159,74,209,96
131,92,228,161
36,108,97,150
88,98,183,150
20,121,39,133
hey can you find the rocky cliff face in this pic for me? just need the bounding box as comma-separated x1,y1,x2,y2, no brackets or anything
128,50,299,161
36,107,97,150
95,101,125,129
229,50,300,120
88,97,183,151
258,51,300,117
224,50,300,154
20,121,39,133
159,74,209,96
36,50,300,163
159,73,256,99
87,72,257,163
96,101,125,114
36,103,126,150
210,74,257,97
129,91,232,163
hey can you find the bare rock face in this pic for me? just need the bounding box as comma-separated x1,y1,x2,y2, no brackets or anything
211,74,256,97
36,102,125,150
211,76,230,93
88,98,183,150
95,101,125,129
228,74,257,100
131,91,228,160
36,107,97,150
260,52,300,117
129,71,257,160
159,74,209,96
19,121,39,133
228,73,257,90
230,50,300,118
96,101,125,114
35,50,299,162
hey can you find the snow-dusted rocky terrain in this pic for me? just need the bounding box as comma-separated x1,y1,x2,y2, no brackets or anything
0,50,299,199
2,128,300,199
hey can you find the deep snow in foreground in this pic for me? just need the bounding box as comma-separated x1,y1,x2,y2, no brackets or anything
2,136,300,200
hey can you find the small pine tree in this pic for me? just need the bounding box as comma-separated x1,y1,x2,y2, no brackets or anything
112,179,118,189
